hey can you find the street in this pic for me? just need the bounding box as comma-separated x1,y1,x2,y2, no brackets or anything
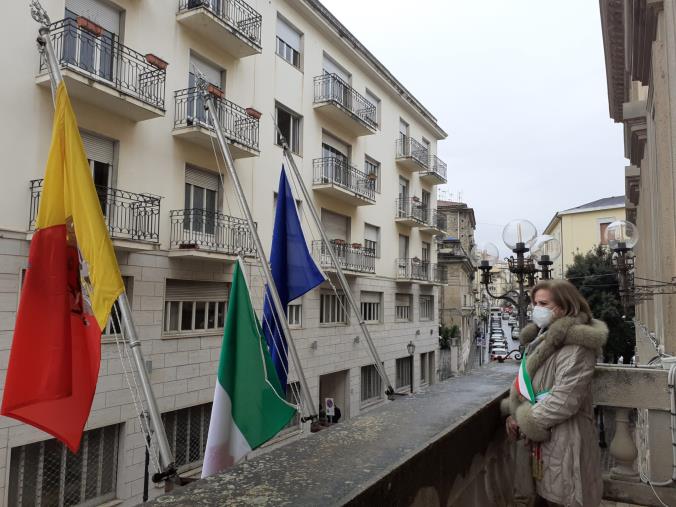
476,313,522,367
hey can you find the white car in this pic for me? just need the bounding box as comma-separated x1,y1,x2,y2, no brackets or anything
491,347,509,360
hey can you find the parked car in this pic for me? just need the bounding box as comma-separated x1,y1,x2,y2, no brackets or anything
511,327,520,339
508,316,517,326
490,347,509,360
502,313,509,320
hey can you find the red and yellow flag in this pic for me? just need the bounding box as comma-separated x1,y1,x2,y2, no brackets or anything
1,83,124,452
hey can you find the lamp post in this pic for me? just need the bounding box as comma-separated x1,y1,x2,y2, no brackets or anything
406,340,416,394
607,220,639,309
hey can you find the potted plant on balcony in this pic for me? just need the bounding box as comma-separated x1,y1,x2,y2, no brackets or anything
332,238,346,245
145,53,168,70
351,242,362,249
367,172,377,182
77,16,103,37
245,107,262,120
208,84,225,99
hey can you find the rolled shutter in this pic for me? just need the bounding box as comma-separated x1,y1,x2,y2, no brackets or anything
189,54,222,87
66,0,120,34
80,131,114,165
395,294,411,306
165,280,229,301
322,55,350,82
321,133,349,157
322,209,349,241
276,17,301,51
185,166,219,191
361,291,380,304
364,224,378,242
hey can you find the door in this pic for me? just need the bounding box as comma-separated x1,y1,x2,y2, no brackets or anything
322,209,349,265
323,55,351,108
398,235,409,276
64,0,120,81
184,167,219,243
321,134,349,187
421,190,431,222
398,177,409,216
399,119,409,155
80,131,114,221
188,54,223,125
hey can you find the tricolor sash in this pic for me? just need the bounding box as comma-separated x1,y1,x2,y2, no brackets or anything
516,353,549,404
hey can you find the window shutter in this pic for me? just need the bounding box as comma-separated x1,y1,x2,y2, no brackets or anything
185,166,219,191
364,224,379,242
321,133,349,157
322,55,350,82
321,209,349,241
276,17,301,51
189,54,222,87
361,291,381,303
165,280,229,301
396,294,410,306
80,131,114,165
66,0,120,34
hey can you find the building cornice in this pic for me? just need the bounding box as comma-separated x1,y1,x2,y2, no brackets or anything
625,164,641,206
623,99,648,165
558,204,625,216
300,0,448,139
544,213,561,235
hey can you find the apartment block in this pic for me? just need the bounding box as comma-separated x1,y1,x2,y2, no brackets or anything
0,0,448,504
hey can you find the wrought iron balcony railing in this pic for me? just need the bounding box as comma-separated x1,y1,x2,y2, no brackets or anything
313,74,378,130
396,198,428,223
174,88,259,152
29,179,161,242
425,209,447,231
312,240,375,274
395,136,429,168
178,0,262,48
396,258,446,283
313,157,376,201
40,18,166,109
426,155,448,181
170,209,256,255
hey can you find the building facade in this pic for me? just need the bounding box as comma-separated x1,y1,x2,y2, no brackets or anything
600,0,675,485
0,0,447,504
544,196,626,279
436,201,476,371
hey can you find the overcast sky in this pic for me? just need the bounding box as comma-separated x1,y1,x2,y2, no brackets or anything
320,0,626,256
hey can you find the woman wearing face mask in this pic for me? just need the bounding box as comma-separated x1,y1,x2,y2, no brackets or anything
501,279,608,507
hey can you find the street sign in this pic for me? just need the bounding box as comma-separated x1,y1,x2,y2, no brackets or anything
325,397,335,417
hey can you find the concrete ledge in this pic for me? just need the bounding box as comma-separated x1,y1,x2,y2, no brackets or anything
603,477,676,507
592,365,670,410
148,363,517,506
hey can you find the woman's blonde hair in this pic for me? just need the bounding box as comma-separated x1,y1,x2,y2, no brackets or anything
531,279,592,321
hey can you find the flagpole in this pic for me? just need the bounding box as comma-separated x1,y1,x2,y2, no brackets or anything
197,76,318,422
30,1,176,479
274,126,395,396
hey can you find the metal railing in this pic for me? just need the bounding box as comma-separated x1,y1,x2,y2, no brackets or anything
313,157,376,201
40,18,166,109
425,209,447,231
313,240,375,274
178,0,262,48
424,155,448,181
169,209,256,255
396,197,428,223
395,136,429,168
313,74,378,130
437,241,467,259
29,179,161,242
396,258,446,283
174,88,259,152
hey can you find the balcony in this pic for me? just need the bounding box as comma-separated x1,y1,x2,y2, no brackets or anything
313,74,378,136
396,258,446,284
169,209,255,260
312,157,376,206
420,155,448,185
437,240,469,261
420,209,448,235
29,179,160,250
395,136,429,172
395,198,427,227
35,18,166,121
176,0,262,58
312,240,375,275
172,88,259,158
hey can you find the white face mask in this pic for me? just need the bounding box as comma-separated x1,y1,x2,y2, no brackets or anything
532,306,554,328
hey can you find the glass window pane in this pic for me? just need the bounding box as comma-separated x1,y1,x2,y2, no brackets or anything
194,302,206,329
217,301,226,328
207,302,217,329
181,302,193,331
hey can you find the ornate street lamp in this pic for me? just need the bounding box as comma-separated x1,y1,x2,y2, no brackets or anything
607,220,639,308
406,341,416,394
530,234,563,281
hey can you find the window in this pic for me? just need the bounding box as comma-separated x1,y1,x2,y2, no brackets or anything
103,276,133,338
396,356,413,390
360,291,382,323
163,403,211,472
365,89,380,127
422,241,430,262
187,54,223,124
184,166,220,236
288,303,302,327
395,293,412,321
320,292,347,324
360,364,383,405
9,424,120,507
365,156,380,192
399,118,409,143
364,223,380,257
321,208,350,243
420,352,430,386
600,222,610,245
275,103,301,154
276,16,301,68
164,280,229,334
80,130,115,217
420,295,434,321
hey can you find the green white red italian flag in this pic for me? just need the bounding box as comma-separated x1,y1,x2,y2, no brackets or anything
201,261,296,478
516,354,536,404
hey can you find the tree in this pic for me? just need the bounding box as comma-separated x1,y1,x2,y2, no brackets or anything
565,245,635,363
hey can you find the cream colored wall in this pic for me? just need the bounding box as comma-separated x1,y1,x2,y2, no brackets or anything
0,0,444,281
557,207,626,275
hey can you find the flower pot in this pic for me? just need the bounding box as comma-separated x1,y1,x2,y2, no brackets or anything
367,173,377,181
351,243,362,249
332,239,346,245
245,107,262,120
208,84,224,98
145,53,168,70
77,16,103,37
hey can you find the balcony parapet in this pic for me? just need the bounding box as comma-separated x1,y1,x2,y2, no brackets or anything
36,18,166,120
313,74,377,136
395,197,427,227
420,209,447,234
396,258,446,284
312,157,375,205
419,155,447,184
395,136,429,171
312,240,375,274
148,363,518,506
29,179,161,244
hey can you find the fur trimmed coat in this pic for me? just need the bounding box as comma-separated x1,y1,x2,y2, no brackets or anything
501,315,608,507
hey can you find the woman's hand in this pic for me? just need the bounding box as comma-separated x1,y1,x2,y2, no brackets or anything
506,415,519,441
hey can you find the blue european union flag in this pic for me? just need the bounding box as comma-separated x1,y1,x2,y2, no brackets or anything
262,168,324,394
